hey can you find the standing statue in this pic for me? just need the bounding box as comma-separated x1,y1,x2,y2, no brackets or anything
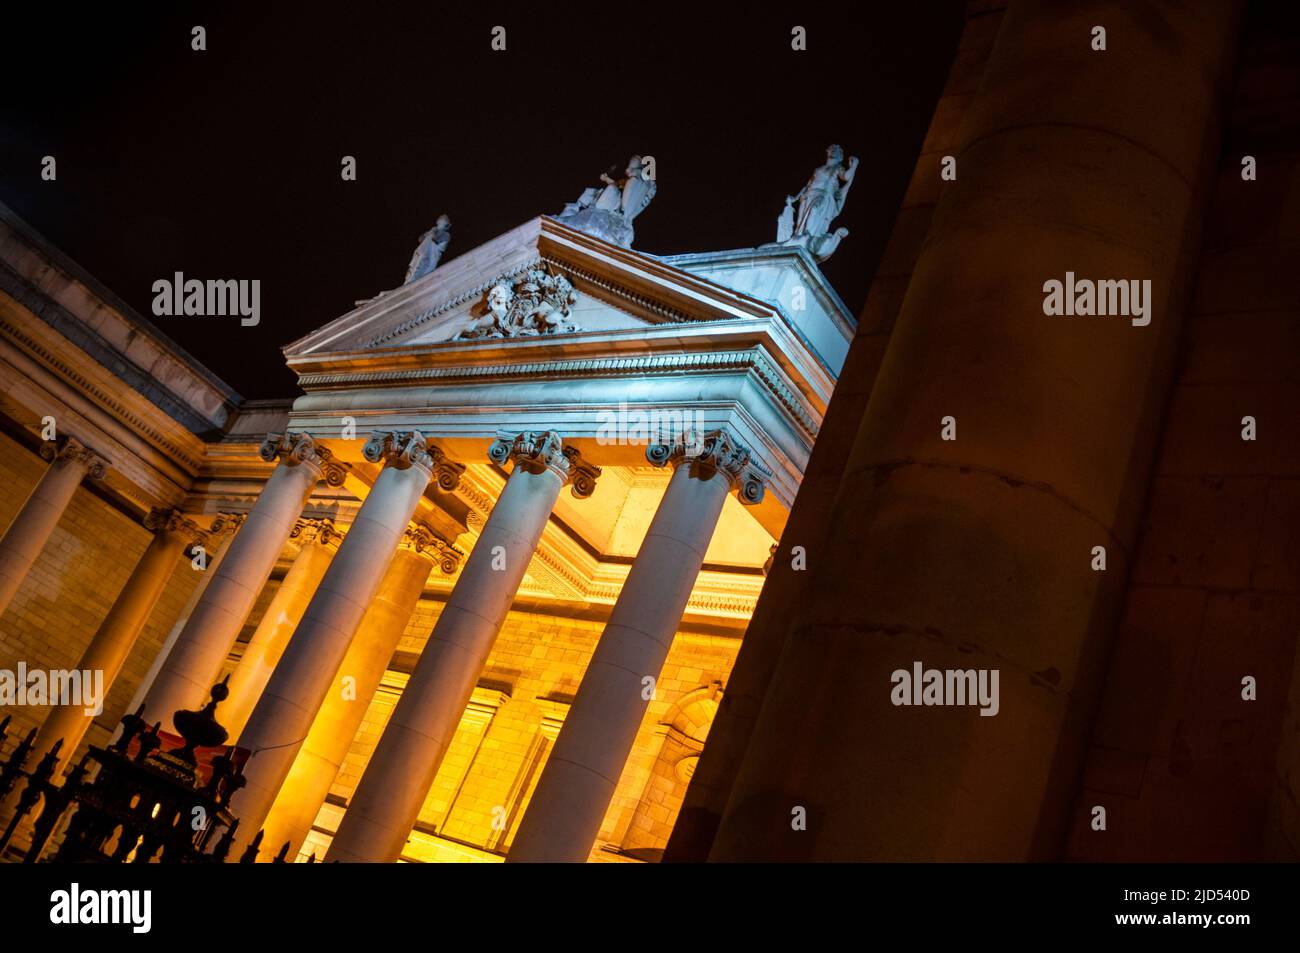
353,214,453,307
403,214,452,284
554,155,657,248
771,145,858,262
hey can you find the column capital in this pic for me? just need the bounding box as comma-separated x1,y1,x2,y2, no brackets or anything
290,517,343,550
488,431,601,498
143,507,209,547
258,432,349,487
40,435,109,480
363,431,464,490
646,429,769,505
208,511,247,537
398,523,462,575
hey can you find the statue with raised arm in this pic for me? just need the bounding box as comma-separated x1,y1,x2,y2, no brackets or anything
555,155,656,248
772,145,858,262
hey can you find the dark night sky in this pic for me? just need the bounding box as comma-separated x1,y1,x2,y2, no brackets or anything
1,2,964,400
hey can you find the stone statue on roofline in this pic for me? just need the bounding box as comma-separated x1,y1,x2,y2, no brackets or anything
354,214,452,306
403,214,452,284
770,145,858,263
554,155,657,248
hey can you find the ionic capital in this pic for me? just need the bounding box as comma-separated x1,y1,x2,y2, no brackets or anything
362,431,464,490
290,517,343,550
487,431,601,498
40,436,109,481
646,429,769,505
208,511,247,537
398,523,463,575
143,507,208,547
259,432,347,486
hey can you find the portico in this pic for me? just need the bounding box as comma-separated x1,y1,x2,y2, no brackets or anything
201,214,851,861
0,198,851,863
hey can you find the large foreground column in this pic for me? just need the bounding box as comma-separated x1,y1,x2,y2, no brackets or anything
142,433,343,731
709,0,1244,861
30,508,206,775
261,525,457,858
0,437,108,617
508,430,767,863
326,431,598,863
222,519,342,739
230,432,464,854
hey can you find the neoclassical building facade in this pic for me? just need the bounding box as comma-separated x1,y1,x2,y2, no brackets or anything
0,198,852,863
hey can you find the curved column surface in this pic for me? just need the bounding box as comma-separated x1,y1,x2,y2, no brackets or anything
0,437,108,617
261,529,448,858
222,520,342,740
326,431,597,864
231,432,459,857
509,430,766,863
30,509,204,776
142,433,341,731
709,0,1244,861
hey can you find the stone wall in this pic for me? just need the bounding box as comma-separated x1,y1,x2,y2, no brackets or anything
0,431,205,757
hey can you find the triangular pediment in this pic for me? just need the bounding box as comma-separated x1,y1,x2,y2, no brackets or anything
284,217,780,359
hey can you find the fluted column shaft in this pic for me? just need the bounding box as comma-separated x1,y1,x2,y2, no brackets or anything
326,431,597,863
142,433,339,731
30,508,203,774
223,520,342,740
261,528,450,858
508,430,766,863
231,433,461,855
0,437,108,617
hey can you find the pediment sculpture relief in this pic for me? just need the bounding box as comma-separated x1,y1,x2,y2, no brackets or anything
454,267,581,340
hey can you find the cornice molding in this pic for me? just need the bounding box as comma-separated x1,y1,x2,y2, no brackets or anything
0,314,208,475
293,348,819,439
550,258,696,325
365,258,545,349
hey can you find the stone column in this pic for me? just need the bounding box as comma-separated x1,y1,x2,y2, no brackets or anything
261,524,459,858
230,432,465,854
30,508,206,774
0,437,108,617
508,429,767,863
708,1,1244,861
326,431,599,864
222,519,343,740
124,513,245,719
142,433,345,732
